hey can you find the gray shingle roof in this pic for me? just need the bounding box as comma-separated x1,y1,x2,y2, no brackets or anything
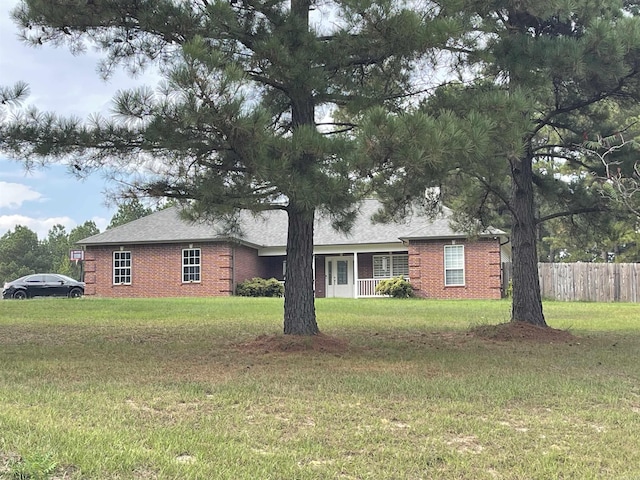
77,199,505,247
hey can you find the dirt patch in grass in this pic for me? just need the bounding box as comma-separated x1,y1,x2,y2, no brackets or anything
238,323,576,355
470,321,576,343
237,333,350,354
0,452,20,476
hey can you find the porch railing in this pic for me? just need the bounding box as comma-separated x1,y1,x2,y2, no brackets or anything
357,277,411,298
357,278,385,297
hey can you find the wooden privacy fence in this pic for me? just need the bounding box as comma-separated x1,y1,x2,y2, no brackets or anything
502,262,640,302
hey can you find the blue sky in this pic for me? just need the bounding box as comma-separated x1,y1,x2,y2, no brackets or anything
0,0,158,238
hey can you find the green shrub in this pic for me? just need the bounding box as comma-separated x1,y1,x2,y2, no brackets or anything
375,276,414,298
236,277,284,297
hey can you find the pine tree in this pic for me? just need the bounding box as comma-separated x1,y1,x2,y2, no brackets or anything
460,1,640,326
69,221,101,280
0,0,459,334
0,225,48,283
107,199,153,230
43,224,71,272
373,1,640,326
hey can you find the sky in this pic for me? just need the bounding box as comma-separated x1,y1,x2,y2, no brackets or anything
0,0,158,239
0,1,363,240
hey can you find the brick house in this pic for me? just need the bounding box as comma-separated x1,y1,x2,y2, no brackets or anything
77,199,510,299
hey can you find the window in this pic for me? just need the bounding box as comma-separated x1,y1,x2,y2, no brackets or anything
113,251,132,285
373,254,409,278
444,245,465,286
182,248,201,283
392,255,409,277
336,259,349,285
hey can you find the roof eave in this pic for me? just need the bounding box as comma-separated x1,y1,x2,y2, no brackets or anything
77,236,263,250
399,232,507,241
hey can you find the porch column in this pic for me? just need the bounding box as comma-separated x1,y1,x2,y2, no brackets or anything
353,251,359,299
312,254,316,298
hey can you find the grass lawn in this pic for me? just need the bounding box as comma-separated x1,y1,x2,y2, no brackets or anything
1,297,639,479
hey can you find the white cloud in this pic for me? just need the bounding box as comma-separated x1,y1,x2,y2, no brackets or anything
0,1,123,241
92,216,109,232
1,0,161,120
0,181,43,208
0,214,76,239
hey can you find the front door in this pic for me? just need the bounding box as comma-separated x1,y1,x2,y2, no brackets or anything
325,256,353,298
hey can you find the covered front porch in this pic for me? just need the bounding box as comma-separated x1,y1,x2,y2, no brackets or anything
314,251,409,299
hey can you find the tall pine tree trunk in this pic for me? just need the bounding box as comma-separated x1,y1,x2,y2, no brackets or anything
284,205,319,335
510,151,546,326
506,6,546,328
281,0,319,335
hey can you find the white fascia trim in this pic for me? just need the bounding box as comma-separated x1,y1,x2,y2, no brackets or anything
258,242,408,257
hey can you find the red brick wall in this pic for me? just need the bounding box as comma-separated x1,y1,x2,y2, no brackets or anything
261,256,286,281
233,245,270,286
408,239,502,299
83,239,501,299
358,253,374,279
84,243,237,298
260,255,322,296
314,256,326,298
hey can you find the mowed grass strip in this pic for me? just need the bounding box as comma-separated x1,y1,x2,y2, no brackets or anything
0,297,639,479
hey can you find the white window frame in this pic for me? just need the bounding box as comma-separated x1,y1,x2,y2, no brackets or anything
182,248,201,283
373,254,409,278
444,245,465,286
113,251,132,285
391,254,409,277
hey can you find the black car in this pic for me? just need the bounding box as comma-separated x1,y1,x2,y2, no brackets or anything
2,274,85,299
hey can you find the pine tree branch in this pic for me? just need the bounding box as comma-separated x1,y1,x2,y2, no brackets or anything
246,71,287,92
531,152,592,170
542,122,584,138
464,170,517,219
532,144,576,153
533,68,640,136
537,206,608,224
